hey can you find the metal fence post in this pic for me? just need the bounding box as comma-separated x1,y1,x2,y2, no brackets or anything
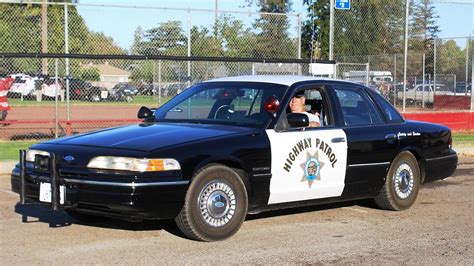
393,54,397,106
297,13,302,75
366,62,370,86
470,35,474,111
187,9,191,81
64,4,70,123
422,53,425,108
465,36,470,96
158,60,162,106
433,37,437,105
54,58,59,138
402,0,410,112
329,0,335,74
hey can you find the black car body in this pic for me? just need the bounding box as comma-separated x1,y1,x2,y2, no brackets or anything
107,83,138,102
11,76,457,241
68,78,107,102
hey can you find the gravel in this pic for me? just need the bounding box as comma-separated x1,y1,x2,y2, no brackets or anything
1,156,473,264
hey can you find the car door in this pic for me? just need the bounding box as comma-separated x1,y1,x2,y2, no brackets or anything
333,85,400,197
266,85,348,205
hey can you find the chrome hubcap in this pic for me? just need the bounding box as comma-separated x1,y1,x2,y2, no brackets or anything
393,163,414,199
198,181,236,227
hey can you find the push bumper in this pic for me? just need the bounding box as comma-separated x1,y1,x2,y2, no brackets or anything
11,151,188,220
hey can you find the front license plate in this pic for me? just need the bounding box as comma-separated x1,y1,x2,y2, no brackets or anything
39,182,65,204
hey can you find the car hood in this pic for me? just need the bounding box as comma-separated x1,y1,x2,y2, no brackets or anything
45,122,254,152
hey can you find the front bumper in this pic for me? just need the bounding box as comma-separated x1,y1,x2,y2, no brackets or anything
11,156,188,220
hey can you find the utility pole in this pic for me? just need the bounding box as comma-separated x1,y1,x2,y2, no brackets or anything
41,0,48,74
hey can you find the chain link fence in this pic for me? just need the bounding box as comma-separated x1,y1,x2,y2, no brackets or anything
0,56,309,146
0,1,473,160
332,1,472,112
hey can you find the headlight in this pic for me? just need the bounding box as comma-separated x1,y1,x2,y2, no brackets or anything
26,149,50,162
87,156,180,172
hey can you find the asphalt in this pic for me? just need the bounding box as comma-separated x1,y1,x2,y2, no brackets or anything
1,145,472,175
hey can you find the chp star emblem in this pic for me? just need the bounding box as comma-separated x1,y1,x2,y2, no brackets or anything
300,150,325,188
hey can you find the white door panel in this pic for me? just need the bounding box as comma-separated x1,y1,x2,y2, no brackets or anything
266,129,347,204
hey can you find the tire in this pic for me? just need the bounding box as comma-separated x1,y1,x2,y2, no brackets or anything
175,164,248,241
374,151,421,211
125,95,133,103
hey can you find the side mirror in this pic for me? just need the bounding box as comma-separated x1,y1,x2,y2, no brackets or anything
137,106,154,121
287,113,309,128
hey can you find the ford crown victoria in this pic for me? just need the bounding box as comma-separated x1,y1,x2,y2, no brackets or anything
11,76,458,241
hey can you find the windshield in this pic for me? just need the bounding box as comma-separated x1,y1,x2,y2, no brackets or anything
154,82,287,128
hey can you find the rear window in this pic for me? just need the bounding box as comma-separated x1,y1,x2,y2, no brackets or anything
334,87,383,126
372,92,404,123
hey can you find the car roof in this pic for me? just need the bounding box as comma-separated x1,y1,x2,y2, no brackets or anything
205,75,341,86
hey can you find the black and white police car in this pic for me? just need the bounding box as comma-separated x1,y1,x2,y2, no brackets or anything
11,76,458,241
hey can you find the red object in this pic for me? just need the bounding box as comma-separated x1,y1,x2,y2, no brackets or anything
0,77,14,111
434,95,471,110
264,96,280,113
403,111,474,132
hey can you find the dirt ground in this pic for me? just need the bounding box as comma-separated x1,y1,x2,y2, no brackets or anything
0,156,472,264
0,105,141,140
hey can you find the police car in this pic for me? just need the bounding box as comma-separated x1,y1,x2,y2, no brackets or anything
11,76,458,241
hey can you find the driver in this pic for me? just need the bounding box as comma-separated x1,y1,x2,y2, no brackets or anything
289,91,320,127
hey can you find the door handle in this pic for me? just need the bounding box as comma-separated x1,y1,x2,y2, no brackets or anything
385,134,397,140
331,137,346,143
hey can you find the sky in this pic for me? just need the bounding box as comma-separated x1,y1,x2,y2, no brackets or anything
72,0,473,51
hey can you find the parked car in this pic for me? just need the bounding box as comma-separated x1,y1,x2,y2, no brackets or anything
108,83,138,102
137,83,156,96
68,78,107,102
398,83,453,106
8,75,37,99
162,82,187,97
41,78,64,99
455,82,472,94
11,76,457,241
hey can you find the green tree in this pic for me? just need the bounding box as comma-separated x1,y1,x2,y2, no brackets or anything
130,26,144,55
409,0,440,74
302,1,406,61
250,0,296,58
301,0,330,59
437,40,466,82
80,67,100,81
0,3,125,75
142,21,187,56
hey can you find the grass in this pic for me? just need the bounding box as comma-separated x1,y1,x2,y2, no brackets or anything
452,133,474,146
0,133,472,162
0,141,38,161
8,95,173,107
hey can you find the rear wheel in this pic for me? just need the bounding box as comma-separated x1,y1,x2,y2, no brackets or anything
175,164,248,241
374,151,421,211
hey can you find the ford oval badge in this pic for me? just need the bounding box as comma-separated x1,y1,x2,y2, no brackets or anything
64,155,75,162
215,202,225,208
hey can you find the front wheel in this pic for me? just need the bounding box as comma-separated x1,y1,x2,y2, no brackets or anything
374,151,421,211
175,164,248,241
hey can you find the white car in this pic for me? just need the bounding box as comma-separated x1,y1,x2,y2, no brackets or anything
398,84,452,106
8,75,37,98
41,78,64,99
